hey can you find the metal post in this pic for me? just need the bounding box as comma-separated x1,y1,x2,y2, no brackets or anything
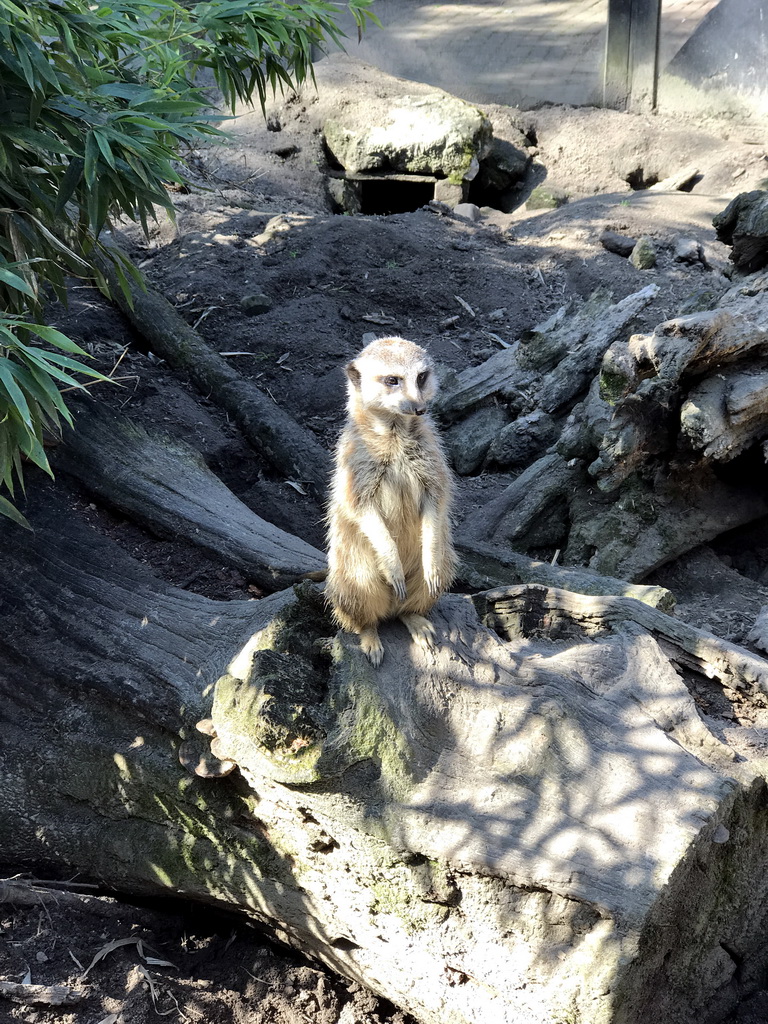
604,0,662,110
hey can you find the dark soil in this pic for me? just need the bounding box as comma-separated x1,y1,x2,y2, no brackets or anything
4,53,768,1024
0,887,413,1024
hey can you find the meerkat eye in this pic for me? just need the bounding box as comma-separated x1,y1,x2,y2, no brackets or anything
416,370,430,389
383,375,401,387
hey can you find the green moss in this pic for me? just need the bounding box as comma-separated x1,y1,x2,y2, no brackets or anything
599,368,630,406
369,871,450,933
342,667,414,802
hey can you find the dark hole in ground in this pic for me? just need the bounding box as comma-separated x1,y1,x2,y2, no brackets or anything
678,173,704,192
626,167,660,190
358,177,435,215
467,174,523,212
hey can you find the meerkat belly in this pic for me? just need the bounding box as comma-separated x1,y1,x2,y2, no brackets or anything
377,459,425,574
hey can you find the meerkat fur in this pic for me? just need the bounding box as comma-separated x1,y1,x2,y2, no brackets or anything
326,336,456,665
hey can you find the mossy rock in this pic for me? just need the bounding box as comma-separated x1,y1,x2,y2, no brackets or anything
323,93,493,181
525,184,568,210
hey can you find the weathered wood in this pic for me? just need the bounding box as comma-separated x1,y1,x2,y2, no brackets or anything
649,164,699,192
456,537,674,608
437,284,658,424
480,583,768,697
54,405,326,591
459,451,581,546
465,287,768,582
591,302,768,491
0,982,82,1007
94,245,331,500
4,495,768,1024
713,191,768,273
680,363,768,462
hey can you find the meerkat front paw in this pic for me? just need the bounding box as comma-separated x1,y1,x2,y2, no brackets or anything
400,613,436,652
424,567,442,599
359,626,384,666
384,569,407,602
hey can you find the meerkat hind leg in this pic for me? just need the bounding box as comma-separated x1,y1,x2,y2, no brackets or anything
400,613,436,652
359,625,384,666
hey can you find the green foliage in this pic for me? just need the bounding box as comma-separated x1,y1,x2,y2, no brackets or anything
0,0,376,525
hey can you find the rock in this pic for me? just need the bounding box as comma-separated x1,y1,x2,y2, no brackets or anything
476,137,530,194
453,203,482,222
323,94,493,185
445,404,510,475
327,176,362,214
674,237,703,264
433,179,464,205
240,292,273,315
525,184,568,211
600,228,637,258
361,332,378,346
713,190,768,273
629,236,657,270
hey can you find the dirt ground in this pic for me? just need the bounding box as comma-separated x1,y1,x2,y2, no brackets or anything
4,53,768,1024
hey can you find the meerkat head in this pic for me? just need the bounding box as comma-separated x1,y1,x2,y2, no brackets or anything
345,337,437,421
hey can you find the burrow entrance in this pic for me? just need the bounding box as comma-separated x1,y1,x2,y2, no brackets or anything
327,168,521,215
328,171,438,215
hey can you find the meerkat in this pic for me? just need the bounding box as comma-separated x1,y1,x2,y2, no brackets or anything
326,336,456,665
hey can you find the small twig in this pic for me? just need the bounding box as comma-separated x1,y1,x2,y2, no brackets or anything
482,330,512,349
455,295,475,317
60,345,133,393
69,950,85,971
60,373,136,394
0,981,82,1006
192,306,219,329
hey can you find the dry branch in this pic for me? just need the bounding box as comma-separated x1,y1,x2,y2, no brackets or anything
0,982,82,1007
437,284,658,424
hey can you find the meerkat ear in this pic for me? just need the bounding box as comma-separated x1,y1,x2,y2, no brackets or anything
345,361,362,389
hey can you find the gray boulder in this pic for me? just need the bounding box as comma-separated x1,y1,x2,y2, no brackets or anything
476,137,530,195
324,93,493,183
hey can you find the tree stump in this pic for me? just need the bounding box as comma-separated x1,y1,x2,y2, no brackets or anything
3,492,768,1024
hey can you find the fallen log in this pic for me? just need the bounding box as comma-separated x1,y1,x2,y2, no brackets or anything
54,404,326,591
456,537,673,609
94,244,331,500
3,492,768,1024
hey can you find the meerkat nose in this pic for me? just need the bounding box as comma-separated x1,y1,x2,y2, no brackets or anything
414,406,426,416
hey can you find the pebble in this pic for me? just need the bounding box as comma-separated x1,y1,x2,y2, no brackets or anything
453,203,482,222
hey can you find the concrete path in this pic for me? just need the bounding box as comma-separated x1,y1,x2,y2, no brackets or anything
333,0,720,108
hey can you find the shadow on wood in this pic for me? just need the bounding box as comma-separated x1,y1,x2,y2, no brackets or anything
2,492,768,1023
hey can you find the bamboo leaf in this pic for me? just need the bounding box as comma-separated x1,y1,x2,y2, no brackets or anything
0,490,31,528
0,266,35,297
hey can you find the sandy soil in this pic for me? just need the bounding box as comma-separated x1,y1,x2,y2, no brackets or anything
4,53,768,1024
